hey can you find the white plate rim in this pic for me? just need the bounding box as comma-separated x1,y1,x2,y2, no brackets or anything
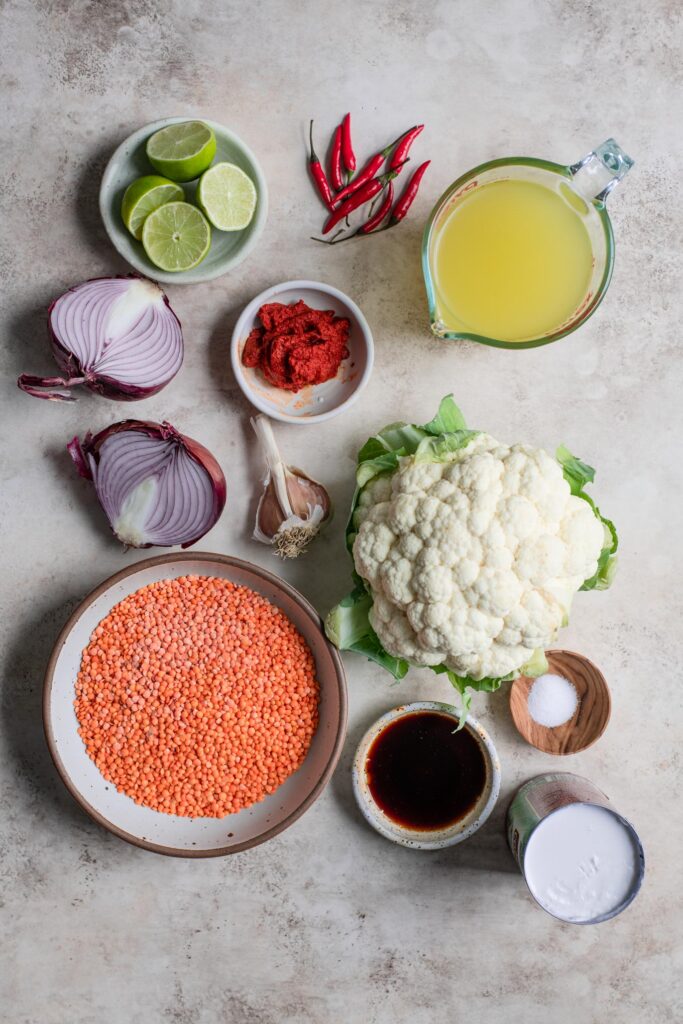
99,116,269,284
230,278,374,424
352,702,501,849
43,552,347,857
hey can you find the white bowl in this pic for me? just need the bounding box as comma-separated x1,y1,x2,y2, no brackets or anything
230,280,374,424
43,553,347,857
352,702,501,849
99,117,268,284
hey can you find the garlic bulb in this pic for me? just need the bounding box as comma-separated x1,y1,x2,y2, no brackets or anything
251,415,331,558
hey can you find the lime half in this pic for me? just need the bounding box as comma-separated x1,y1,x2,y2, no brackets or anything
141,202,211,272
146,121,216,182
197,162,257,231
121,175,184,239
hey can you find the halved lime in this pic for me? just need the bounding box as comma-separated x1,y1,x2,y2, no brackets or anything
121,175,185,239
146,121,216,182
141,202,211,272
196,162,257,231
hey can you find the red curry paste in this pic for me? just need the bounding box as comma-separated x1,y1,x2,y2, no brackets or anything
242,300,350,392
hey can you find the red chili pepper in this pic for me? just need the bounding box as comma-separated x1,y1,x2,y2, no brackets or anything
323,167,403,234
311,183,393,244
308,121,334,210
329,123,344,191
389,160,431,224
389,124,424,171
341,112,356,173
331,153,384,206
331,127,414,206
323,179,382,234
359,182,394,234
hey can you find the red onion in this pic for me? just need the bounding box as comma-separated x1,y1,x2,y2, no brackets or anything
68,420,226,549
18,276,183,402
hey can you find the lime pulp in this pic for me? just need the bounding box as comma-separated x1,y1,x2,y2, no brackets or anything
146,121,216,182
141,201,211,272
121,175,185,239
196,162,257,231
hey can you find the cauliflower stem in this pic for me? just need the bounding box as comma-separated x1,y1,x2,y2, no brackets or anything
325,396,618,718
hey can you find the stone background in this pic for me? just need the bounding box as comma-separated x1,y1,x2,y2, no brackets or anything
1,1,681,1021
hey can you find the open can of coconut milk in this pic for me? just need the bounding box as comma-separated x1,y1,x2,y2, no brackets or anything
507,773,644,924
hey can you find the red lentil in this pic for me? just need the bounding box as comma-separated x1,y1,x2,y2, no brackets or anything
74,576,320,818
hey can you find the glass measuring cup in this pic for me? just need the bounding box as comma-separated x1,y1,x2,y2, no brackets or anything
422,140,633,349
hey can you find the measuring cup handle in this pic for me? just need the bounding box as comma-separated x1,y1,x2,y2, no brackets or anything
569,139,634,203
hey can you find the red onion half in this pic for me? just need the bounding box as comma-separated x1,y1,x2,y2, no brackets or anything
18,276,183,402
68,420,226,549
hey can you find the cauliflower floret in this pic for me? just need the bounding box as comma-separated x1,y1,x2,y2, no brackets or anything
412,564,453,603
388,493,420,532
353,473,393,529
378,551,414,607
561,497,605,578
353,513,395,578
394,461,443,495
352,435,604,681
369,599,445,666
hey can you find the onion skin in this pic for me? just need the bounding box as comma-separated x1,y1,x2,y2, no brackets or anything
18,275,183,402
68,419,227,549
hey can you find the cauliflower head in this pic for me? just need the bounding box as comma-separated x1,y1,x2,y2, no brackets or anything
352,433,604,681
325,396,618,702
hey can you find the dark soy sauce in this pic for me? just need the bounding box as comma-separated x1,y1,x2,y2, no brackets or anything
366,711,488,830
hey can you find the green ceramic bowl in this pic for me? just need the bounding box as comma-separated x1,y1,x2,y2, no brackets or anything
99,117,268,285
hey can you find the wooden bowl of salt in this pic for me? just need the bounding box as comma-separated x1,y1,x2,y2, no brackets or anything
509,649,611,755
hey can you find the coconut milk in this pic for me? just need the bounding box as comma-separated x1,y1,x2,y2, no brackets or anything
507,773,644,924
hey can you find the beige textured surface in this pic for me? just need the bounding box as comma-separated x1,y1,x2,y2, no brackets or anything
1,1,681,1021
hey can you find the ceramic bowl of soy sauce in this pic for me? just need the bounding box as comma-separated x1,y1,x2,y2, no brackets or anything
352,702,501,850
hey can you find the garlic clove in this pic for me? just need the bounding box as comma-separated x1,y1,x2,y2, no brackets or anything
287,467,331,519
251,415,332,558
256,476,286,540
257,468,331,541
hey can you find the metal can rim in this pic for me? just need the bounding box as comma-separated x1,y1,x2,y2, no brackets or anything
507,773,645,925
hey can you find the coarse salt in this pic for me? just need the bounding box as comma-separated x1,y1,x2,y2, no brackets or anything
527,673,578,728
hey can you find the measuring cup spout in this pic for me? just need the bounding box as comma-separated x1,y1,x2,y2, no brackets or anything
569,139,634,203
